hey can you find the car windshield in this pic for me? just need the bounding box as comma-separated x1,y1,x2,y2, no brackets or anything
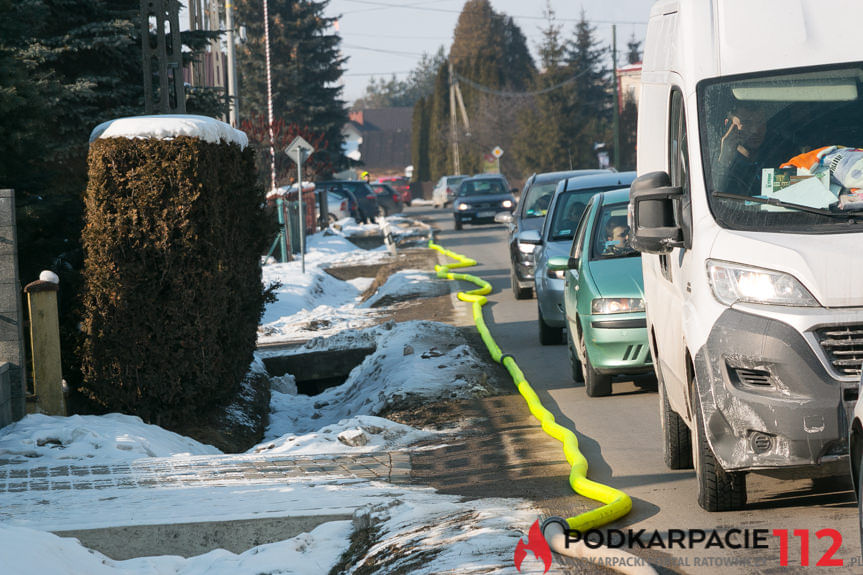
699,64,863,233
591,202,638,260
459,179,508,196
523,182,559,218
548,187,622,241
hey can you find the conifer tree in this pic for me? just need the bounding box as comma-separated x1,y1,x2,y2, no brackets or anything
235,0,347,169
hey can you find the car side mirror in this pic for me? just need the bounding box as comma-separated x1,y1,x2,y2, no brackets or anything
547,256,569,272
511,188,518,194
629,171,684,255
517,229,541,245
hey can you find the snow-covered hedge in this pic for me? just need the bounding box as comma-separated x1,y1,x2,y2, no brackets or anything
79,118,269,428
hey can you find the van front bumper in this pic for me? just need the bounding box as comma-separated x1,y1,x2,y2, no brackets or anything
692,308,858,473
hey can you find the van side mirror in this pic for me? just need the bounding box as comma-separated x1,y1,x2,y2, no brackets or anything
629,171,684,254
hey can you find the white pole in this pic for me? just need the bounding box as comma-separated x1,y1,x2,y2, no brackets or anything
262,0,276,195
297,151,305,274
225,0,240,127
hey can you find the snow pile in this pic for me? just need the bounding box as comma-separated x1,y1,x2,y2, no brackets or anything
361,269,443,308
90,114,248,149
0,413,221,464
264,320,492,438
252,415,438,455
0,522,352,575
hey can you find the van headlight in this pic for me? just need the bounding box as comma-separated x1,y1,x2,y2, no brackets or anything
457,202,469,211
502,199,513,208
706,259,818,307
592,298,644,314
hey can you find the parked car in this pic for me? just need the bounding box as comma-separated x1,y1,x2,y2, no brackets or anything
432,175,468,208
554,187,653,396
527,171,636,345
370,182,404,216
500,169,610,300
316,180,379,223
320,191,352,223
452,175,516,230
377,176,412,206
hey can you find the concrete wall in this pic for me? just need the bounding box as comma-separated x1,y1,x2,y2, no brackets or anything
0,189,26,426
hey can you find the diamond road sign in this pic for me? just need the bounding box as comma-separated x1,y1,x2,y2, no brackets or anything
285,136,315,164
492,146,504,159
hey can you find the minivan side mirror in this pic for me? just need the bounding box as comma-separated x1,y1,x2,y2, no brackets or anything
517,229,542,245
629,171,684,255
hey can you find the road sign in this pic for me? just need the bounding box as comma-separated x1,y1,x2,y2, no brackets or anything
285,136,314,164
492,146,504,159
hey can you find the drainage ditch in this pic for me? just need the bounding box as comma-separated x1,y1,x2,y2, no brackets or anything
262,346,376,396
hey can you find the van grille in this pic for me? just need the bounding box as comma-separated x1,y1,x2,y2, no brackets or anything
814,325,863,377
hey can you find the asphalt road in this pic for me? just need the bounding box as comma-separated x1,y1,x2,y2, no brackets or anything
410,202,862,574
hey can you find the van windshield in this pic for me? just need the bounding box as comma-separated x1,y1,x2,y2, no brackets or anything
699,64,863,232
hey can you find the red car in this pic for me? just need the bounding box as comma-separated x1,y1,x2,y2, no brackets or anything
377,176,411,206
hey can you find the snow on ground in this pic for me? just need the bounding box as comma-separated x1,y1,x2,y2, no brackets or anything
262,320,492,438
0,413,221,464
0,219,547,575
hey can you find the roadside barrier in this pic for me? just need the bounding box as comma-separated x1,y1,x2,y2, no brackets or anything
429,240,654,575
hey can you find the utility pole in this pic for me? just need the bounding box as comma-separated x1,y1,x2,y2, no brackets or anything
225,0,240,127
612,24,620,170
448,60,460,175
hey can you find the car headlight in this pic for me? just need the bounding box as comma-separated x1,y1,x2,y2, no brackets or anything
547,268,566,279
502,199,513,208
591,298,644,314
706,259,818,307
517,242,536,254
457,202,469,211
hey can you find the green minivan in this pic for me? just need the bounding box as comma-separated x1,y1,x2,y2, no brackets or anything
551,188,654,396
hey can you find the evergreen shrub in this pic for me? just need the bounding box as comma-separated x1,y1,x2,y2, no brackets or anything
80,136,268,427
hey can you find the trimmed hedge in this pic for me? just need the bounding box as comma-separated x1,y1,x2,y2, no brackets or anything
80,136,269,427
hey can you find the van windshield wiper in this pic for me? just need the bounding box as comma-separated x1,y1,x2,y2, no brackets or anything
713,192,861,219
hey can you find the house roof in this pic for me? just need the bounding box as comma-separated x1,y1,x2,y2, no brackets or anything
349,107,413,132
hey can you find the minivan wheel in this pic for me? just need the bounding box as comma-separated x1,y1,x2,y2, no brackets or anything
660,380,692,469
691,389,747,511
567,329,583,383
581,332,611,397
538,305,563,345
511,267,532,299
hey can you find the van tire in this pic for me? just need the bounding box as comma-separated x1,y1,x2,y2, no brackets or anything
692,390,747,511
538,306,563,345
567,329,583,382
581,332,611,396
660,380,692,469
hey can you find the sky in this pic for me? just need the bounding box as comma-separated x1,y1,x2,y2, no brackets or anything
324,0,656,103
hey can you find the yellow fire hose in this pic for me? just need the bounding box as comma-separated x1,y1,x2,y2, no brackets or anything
429,240,634,534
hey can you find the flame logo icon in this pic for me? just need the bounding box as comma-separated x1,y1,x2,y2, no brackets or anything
514,519,553,573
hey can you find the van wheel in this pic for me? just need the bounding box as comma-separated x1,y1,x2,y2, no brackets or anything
511,268,532,299
691,388,747,511
581,332,611,397
538,305,563,345
567,329,583,383
660,380,692,469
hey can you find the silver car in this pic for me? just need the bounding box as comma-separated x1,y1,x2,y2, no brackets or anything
530,172,636,345
432,175,468,208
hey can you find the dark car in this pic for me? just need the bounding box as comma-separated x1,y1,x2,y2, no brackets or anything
452,175,516,230
502,170,610,299
377,176,411,206
370,182,404,216
316,180,379,223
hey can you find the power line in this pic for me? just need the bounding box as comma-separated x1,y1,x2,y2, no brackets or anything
339,0,647,25
452,68,591,98
341,43,429,58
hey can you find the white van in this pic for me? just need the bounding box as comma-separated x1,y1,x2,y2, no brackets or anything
630,0,863,511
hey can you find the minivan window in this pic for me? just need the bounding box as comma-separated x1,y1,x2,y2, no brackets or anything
698,64,863,233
